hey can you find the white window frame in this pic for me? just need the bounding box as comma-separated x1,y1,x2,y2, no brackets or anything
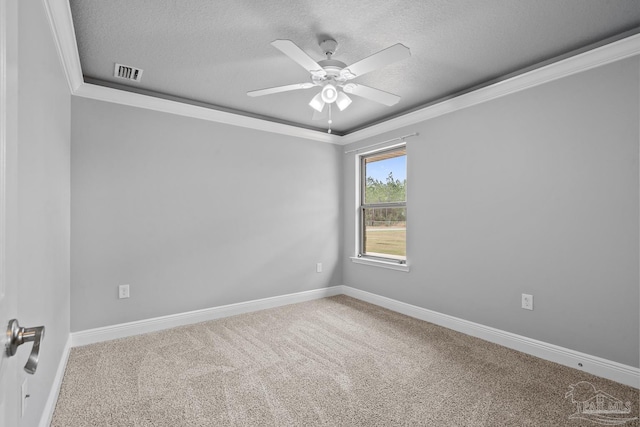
351,143,409,272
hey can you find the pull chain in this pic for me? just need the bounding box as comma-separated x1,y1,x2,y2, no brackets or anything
327,103,332,134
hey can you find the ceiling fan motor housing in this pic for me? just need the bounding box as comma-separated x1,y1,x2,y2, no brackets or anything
314,61,348,86
317,39,348,82
320,39,338,56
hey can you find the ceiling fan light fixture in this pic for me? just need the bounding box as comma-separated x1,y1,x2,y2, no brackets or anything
321,84,338,103
309,92,325,112
336,92,352,111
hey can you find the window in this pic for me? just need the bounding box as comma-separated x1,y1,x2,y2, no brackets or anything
358,145,406,264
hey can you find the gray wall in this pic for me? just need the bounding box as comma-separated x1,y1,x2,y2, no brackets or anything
71,99,343,331
343,58,640,368
70,47,637,369
18,1,71,426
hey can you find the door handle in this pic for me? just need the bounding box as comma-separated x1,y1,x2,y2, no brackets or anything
5,319,45,374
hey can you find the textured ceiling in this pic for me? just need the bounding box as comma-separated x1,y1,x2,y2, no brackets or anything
69,0,640,135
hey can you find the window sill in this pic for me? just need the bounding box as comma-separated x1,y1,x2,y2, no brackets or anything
350,257,410,272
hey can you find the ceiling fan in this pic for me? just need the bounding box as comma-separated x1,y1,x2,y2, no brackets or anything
247,38,411,131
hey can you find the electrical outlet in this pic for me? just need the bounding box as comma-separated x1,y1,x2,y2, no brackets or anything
118,284,130,299
316,263,323,273
521,294,533,310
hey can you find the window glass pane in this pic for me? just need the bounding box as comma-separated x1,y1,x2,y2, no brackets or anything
364,148,406,204
363,207,406,259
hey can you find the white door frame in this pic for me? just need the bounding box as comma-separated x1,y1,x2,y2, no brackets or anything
0,0,20,425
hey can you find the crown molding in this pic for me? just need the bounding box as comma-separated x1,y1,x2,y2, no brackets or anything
339,32,640,145
44,0,640,145
42,0,339,144
43,0,83,92
73,83,340,144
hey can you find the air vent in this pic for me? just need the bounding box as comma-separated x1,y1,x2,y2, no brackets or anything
114,63,143,82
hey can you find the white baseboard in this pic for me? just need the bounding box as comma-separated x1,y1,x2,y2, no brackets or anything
39,334,71,427
341,286,640,389
71,286,342,347
67,285,638,389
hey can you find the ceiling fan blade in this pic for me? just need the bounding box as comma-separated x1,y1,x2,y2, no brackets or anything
343,83,401,106
341,43,410,79
247,82,314,97
271,40,327,77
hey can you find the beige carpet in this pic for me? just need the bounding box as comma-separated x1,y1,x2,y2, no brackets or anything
52,296,639,426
